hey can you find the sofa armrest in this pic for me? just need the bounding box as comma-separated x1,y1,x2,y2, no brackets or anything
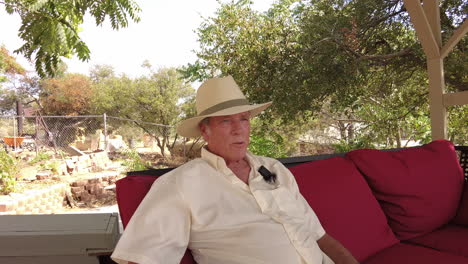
453,181,468,226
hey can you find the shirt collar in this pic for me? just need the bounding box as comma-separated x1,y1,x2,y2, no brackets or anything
201,147,229,174
201,147,261,171
201,147,279,191
201,147,262,187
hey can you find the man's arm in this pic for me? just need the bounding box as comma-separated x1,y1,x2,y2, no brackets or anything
317,233,359,264
111,173,190,264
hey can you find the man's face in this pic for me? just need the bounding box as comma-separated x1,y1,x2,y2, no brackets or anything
200,112,251,163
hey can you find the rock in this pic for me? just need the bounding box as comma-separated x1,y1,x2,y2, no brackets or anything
71,180,87,187
88,178,102,184
18,167,38,181
80,191,92,203
36,171,51,180
70,187,84,195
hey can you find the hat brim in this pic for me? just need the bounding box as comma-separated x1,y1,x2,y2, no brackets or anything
177,102,272,138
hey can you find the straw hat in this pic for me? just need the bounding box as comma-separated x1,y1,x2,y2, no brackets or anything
177,76,272,138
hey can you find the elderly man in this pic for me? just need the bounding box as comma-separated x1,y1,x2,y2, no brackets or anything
112,76,358,264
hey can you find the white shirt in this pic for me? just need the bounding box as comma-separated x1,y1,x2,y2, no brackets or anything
112,148,333,264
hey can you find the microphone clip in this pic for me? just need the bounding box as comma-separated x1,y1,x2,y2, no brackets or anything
258,166,277,184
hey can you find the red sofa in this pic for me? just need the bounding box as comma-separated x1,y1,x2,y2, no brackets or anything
116,140,468,264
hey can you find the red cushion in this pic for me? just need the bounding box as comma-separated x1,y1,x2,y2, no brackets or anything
289,157,399,262
116,175,197,264
116,175,158,228
346,140,465,240
362,243,468,264
453,181,468,226
406,224,468,258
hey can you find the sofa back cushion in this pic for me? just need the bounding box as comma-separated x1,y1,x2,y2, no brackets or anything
116,175,157,228
346,140,464,240
453,180,468,226
289,157,398,262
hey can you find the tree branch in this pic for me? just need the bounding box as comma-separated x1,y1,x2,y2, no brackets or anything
358,48,413,61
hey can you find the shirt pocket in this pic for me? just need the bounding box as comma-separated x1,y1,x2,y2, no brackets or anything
271,187,304,220
270,187,318,247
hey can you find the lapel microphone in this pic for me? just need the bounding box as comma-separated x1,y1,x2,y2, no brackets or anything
258,166,277,184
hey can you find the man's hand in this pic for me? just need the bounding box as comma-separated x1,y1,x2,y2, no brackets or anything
317,233,359,264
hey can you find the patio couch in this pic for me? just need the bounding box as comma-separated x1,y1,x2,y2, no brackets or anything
115,139,468,263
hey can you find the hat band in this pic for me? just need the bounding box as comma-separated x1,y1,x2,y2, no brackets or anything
198,98,249,116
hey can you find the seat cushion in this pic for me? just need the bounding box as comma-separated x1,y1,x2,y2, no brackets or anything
406,224,468,258
453,181,468,226
363,243,468,264
346,140,465,240
289,157,398,262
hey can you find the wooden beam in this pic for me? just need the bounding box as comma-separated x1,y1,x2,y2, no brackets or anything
441,19,468,58
422,0,442,46
443,90,468,107
403,0,440,59
427,58,447,140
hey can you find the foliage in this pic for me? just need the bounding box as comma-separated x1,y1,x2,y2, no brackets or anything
40,73,93,115
0,46,26,81
332,138,375,153
120,150,149,172
249,134,288,158
0,73,42,115
250,116,310,156
448,105,468,145
90,64,195,156
29,151,51,165
39,160,59,174
0,47,32,115
2,0,141,78
35,74,96,147
184,0,467,152
0,149,18,194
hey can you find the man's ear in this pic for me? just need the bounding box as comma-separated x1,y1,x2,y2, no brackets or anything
199,122,209,141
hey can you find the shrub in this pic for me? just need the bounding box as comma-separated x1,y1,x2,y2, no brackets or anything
39,160,60,174
29,151,51,165
249,134,288,158
333,138,375,153
120,150,149,171
0,149,18,194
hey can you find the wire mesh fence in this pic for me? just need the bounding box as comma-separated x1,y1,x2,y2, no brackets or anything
0,115,203,160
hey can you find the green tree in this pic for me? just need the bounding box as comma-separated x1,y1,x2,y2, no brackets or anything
91,64,195,156
184,0,467,151
2,0,141,77
0,74,42,115
0,46,42,115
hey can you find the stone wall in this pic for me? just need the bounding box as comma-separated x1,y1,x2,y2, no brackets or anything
0,172,120,215
0,184,67,215
0,152,121,215
65,151,112,175
29,151,113,179
70,174,119,204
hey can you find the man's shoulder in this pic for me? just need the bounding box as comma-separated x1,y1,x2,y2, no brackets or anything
163,158,211,179
152,158,209,189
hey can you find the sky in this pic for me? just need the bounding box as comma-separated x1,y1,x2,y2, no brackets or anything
0,0,275,78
